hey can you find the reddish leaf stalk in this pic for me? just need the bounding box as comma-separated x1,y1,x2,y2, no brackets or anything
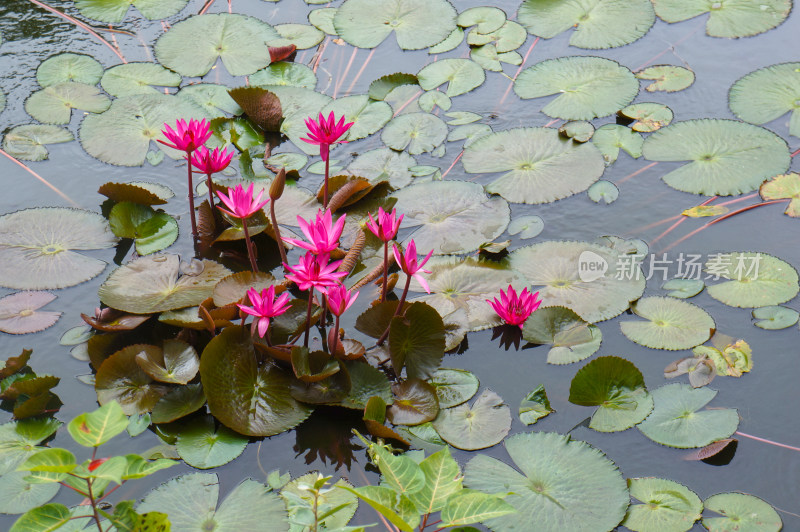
380,242,389,302
241,221,259,272
304,288,314,348
269,201,288,267
377,274,411,346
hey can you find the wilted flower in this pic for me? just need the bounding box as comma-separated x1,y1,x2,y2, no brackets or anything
326,284,359,317
366,207,403,242
487,286,541,328
392,239,433,293
284,252,347,292
237,286,292,338
158,118,211,152
191,145,234,175
284,209,345,255
216,183,269,220
301,111,354,162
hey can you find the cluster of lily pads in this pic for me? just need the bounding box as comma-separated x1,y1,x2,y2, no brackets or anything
1,0,800,530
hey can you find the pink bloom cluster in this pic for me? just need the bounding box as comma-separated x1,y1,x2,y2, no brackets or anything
487,286,542,328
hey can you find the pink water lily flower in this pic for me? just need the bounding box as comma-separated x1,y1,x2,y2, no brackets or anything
216,183,269,220
366,207,403,242
284,252,347,292
237,286,292,338
191,145,234,175
158,118,211,152
327,284,359,317
301,111,354,162
392,239,434,293
283,209,345,255
487,286,542,329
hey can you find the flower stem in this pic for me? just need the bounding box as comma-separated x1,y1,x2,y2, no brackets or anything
304,288,314,348
377,274,410,346
270,200,288,267
380,242,389,302
331,315,340,356
323,157,330,209
186,152,199,250
205,172,215,209
241,220,259,272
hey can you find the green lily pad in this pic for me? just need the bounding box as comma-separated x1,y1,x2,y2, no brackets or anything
260,85,331,155
151,383,206,424
559,120,594,143
384,83,423,115
95,345,170,415
662,278,705,299
98,254,231,314
270,23,324,49
392,180,509,255
2,125,73,161
308,7,338,35
0,418,61,476
419,90,452,113
347,147,416,188
322,95,392,141
368,73,419,101
251,62,317,90
457,6,506,33
622,477,702,532
80,93,209,166
514,56,638,120
109,202,178,256
464,127,605,204
389,302,445,380
519,385,553,425
177,84,243,116
702,493,782,532
0,470,59,514
464,431,628,532
588,180,619,204
621,297,715,350
100,64,179,101
135,339,199,385
637,383,739,448
212,271,277,308
337,360,393,410
0,208,117,290
0,291,62,335
98,181,174,205
705,252,799,307
176,416,248,470
417,58,485,97
522,306,603,365
592,124,644,165
429,26,464,53
569,356,653,432
381,112,447,155
518,0,655,49
730,62,800,138
760,173,800,217
409,256,525,331
642,119,791,195
469,20,527,52
387,379,439,426
200,326,312,436
621,103,674,132
138,473,289,531
36,53,103,87
25,82,110,124
651,0,790,38
155,14,279,77
507,215,544,239
637,65,695,93
432,389,511,450
74,0,189,23
508,240,646,323
752,305,799,329
429,368,479,409
334,0,457,50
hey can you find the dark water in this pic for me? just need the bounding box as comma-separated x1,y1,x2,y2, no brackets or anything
1,0,799,529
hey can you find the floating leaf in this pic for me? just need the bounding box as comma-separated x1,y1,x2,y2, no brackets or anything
98,181,174,205
665,354,717,388
200,326,312,436
522,306,602,364
464,431,628,532
0,418,61,476
519,385,553,425
559,120,594,142
347,147,416,188
462,127,605,204
368,73,419,101
155,14,279,77
760,173,800,216
101,63,181,98
683,438,737,461
621,296,715,350
569,356,653,432
730,63,800,139
417,59,485,97
682,205,729,218
99,254,231,314
470,20,527,52
381,112,447,155
0,208,117,290
507,215,544,239
642,119,791,195
621,103,674,132
138,473,289,531
308,7,338,35
752,305,799,329
508,240,646,322
457,6,506,33
387,379,439,426
322,95,392,141
96,345,169,415
74,0,189,23
636,65,695,93
662,278,704,299
652,0,790,38
389,302,445,380
587,180,619,204
338,361,393,410
702,493,781,532
109,202,178,256
261,85,331,155
334,0,457,50
270,23,324,49
432,389,511,450
638,383,738,448
705,252,799,307
622,477,702,532
518,0,655,49
135,339,199,385
514,56,638,120
2,125,73,161
0,291,61,335
429,368,479,409
176,416,248,469
0,470,59,515
36,53,103,87
25,82,110,124
212,271,277,308
592,124,644,165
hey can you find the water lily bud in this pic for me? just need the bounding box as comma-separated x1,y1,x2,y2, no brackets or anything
270,167,286,200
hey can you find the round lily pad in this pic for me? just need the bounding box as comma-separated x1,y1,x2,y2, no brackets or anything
308,7,338,35
381,112,447,155
457,6,506,33
760,173,800,217
74,0,189,23
432,389,511,450
176,416,248,470
25,82,110,124
469,20,527,52
620,297,715,350
36,53,103,87
151,383,207,424
752,305,799,330
662,278,704,299
621,103,674,132
462,127,606,204
334,0,457,50
559,120,594,142
98,254,231,314
0,470,59,514
622,477,702,532
705,252,799,308
518,0,655,49
508,215,544,239
387,379,439,426
155,13,279,77
637,383,739,448
508,240,646,323
652,0,790,38
592,124,644,165
0,291,62,335
569,356,653,432
417,58,486,97
522,306,602,365
98,181,175,206
177,84,243,116
0,208,117,290
514,56,638,120
464,431,629,532
588,180,619,204
212,271,277,308
636,65,695,93
100,63,182,97
2,125,73,161
135,339,199,385
322,95,392,142
270,23,324,49
95,345,170,416
429,368,479,409
250,62,317,89
392,180,509,255
642,119,790,196
347,147,416,188
80,93,209,166
702,493,782,532
730,62,800,138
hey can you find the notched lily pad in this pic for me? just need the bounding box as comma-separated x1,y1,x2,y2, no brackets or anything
636,65,695,93
760,173,800,216
652,0,790,38
622,477,702,532
432,389,511,450
704,252,799,308
701,492,781,532
95,344,170,415
0,291,61,335
620,103,674,132
135,339,199,385
2,125,73,161
518,385,553,425
522,306,602,365
620,296,715,350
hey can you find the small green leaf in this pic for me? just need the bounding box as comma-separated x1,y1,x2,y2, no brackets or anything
67,401,129,447
440,489,516,527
